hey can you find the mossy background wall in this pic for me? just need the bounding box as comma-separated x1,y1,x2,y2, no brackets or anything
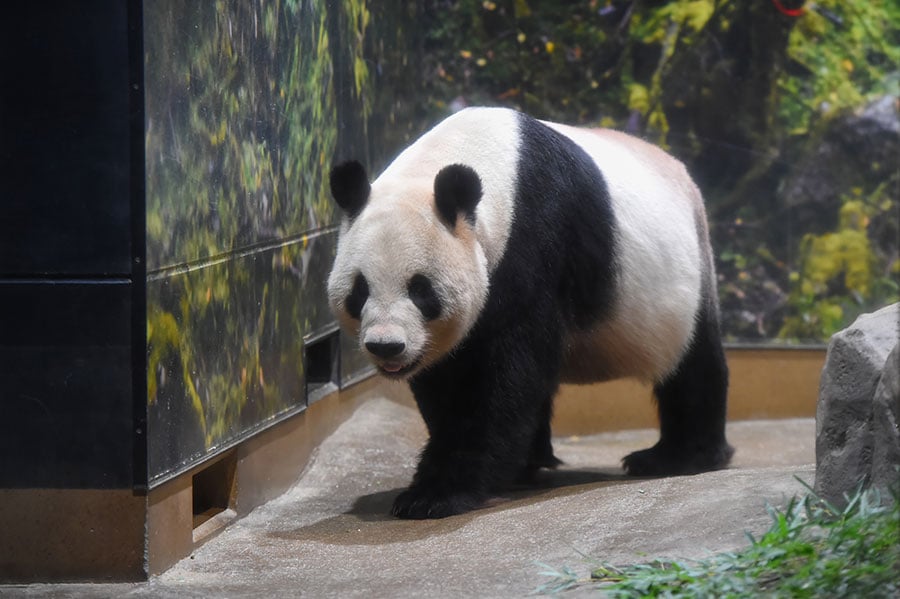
144,0,371,481
144,0,898,481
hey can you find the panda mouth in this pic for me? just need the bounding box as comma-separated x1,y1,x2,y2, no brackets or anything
377,358,421,379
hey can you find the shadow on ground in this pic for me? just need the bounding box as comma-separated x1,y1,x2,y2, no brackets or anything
273,466,640,545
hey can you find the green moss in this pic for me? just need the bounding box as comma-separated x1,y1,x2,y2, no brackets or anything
801,207,873,298
632,0,714,43
627,83,650,114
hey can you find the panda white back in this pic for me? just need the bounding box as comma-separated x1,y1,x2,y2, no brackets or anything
542,122,705,383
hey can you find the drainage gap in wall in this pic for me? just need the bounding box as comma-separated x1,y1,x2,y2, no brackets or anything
192,452,237,544
305,329,340,404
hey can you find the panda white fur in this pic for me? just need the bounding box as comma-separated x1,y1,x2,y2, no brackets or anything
328,107,733,519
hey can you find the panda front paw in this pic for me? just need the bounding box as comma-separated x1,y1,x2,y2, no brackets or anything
391,487,484,519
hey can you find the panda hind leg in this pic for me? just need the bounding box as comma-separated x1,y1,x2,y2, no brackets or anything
622,303,734,476
516,404,562,484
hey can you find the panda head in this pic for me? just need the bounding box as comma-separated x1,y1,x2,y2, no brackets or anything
326,160,490,379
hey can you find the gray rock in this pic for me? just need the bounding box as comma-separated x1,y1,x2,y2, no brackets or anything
815,303,899,506
871,343,900,493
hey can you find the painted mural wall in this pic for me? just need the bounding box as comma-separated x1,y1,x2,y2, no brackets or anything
144,0,373,482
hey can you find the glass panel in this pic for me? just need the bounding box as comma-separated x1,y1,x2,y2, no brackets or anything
144,2,347,270
144,1,369,482
146,233,335,481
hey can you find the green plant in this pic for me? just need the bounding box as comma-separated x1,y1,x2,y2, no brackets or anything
535,480,900,597
780,190,899,341
778,0,900,135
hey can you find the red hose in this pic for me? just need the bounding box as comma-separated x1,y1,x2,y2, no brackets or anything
771,0,805,17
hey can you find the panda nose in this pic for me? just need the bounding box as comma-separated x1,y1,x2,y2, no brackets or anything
365,341,406,359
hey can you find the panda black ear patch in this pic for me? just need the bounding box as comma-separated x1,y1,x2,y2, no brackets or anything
434,164,482,228
330,160,371,220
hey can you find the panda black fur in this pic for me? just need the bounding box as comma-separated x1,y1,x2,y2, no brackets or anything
328,107,733,519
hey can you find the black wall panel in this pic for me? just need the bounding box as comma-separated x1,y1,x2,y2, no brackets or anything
0,282,133,488
0,4,140,490
0,5,132,276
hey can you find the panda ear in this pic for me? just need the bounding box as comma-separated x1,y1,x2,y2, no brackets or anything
434,164,482,228
330,160,371,220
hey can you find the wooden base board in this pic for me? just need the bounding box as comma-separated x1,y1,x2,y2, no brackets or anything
0,489,146,582
552,347,825,435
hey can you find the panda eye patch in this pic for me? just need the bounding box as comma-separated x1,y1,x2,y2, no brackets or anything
408,274,442,320
345,273,369,320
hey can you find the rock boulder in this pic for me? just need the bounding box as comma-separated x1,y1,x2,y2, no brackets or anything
871,343,900,493
815,303,899,505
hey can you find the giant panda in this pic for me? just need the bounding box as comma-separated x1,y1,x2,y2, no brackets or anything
327,107,733,519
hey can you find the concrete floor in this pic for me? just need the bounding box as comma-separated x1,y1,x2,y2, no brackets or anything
4,397,816,598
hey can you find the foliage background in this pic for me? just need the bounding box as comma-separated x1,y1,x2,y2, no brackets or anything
372,0,899,343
